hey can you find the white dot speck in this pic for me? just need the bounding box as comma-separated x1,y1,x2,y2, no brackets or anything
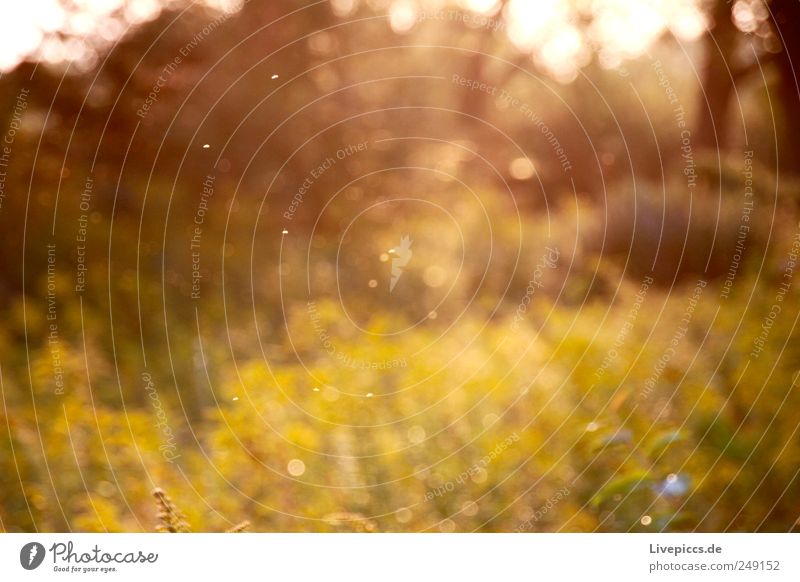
641,515,652,526
313,387,320,392
366,392,374,398
272,74,279,79
282,229,288,234
287,459,305,476
202,144,210,149
232,396,239,401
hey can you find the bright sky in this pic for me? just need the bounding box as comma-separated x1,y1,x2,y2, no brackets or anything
0,0,240,72
0,0,706,78
0,0,156,71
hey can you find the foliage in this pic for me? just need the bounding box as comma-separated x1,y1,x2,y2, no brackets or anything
2,198,798,531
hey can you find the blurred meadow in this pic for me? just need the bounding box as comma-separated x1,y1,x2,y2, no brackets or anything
1,0,799,532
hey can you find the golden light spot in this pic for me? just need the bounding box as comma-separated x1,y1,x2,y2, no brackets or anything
509,157,536,180
407,425,426,444
97,480,116,497
471,467,488,484
345,187,362,201
287,459,306,476
641,515,652,526
322,386,340,402
423,265,447,288
395,507,413,523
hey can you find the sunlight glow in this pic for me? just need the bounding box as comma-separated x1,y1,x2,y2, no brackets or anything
541,24,589,82
390,0,419,33
505,0,568,52
502,0,705,79
0,0,708,77
0,0,233,72
457,0,500,14
331,0,358,17
732,0,769,34
0,0,55,71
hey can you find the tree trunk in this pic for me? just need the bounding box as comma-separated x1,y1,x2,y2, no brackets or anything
695,0,739,153
769,0,800,175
